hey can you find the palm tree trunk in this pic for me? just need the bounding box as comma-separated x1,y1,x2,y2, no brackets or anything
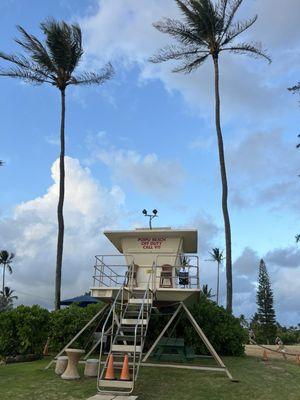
2,264,5,293
55,88,66,310
212,55,233,313
216,261,220,305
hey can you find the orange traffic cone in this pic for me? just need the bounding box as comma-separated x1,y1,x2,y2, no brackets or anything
262,349,268,361
120,354,130,381
104,354,115,380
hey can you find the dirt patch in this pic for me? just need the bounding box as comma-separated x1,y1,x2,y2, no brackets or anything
245,344,300,361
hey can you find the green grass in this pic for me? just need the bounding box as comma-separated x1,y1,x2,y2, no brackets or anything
0,357,300,400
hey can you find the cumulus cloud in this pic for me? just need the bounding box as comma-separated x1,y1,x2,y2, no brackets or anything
96,147,185,199
265,247,300,269
80,0,298,123
0,157,125,308
228,130,300,210
233,247,260,277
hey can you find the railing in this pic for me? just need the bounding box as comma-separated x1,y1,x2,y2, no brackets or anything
97,272,153,394
132,273,153,384
92,253,200,291
97,284,125,387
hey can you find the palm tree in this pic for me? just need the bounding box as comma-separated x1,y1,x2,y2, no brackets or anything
0,286,18,312
151,0,270,313
0,286,18,300
201,283,214,299
208,247,225,305
0,250,15,294
0,20,114,310
296,234,300,243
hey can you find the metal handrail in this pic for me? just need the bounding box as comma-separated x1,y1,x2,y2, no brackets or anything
97,284,125,387
132,272,152,383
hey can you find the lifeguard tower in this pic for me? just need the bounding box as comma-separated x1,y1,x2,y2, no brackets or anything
47,226,235,397
90,227,200,304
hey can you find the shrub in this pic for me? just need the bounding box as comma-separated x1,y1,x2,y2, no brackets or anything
182,296,247,356
49,303,104,352
0,305,50,357
146,294,246,356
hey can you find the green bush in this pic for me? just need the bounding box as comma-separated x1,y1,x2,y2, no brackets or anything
279,331,300,345
146,295,246,356
49,303,104,352
0,298,245,358
182,297,247,356
0,305,50,357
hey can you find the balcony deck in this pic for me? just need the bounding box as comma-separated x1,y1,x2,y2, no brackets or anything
90,253,200,305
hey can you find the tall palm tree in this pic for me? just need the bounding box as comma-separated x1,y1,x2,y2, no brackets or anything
208,247,224,305
0,250,15,294
0,20,114,310
151,0,270,312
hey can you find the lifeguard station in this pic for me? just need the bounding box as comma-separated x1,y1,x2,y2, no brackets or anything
47,226,235,397
90,227,234,396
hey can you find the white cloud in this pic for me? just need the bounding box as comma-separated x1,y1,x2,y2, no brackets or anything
96,147,185,199
80,0,299,123
0,156,125,308
228,129,300,210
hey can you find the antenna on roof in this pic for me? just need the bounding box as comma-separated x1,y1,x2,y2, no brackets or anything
142,209,158,229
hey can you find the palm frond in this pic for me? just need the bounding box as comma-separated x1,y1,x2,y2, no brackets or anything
0,66,51,84
221,0,243,36
0,51,53,82
0,250,14,263
176,0,222,43
189,0,223,38
222,15,257,45
222,42,271,63
288,83,300,93
172,53,209,73
15,25,57,74
6,265,12,274
70,63,114,86
41,19,83,75
153,18,207,47
150,44,208,63
216,0,229,23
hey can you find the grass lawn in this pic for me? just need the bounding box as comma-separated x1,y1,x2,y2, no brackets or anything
0,356,300,400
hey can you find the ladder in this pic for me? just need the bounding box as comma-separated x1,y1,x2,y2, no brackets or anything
97,278,153,395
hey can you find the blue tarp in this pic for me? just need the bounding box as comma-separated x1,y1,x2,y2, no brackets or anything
60,294,99,307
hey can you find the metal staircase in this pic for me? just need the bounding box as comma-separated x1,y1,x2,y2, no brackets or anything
97,277,153,395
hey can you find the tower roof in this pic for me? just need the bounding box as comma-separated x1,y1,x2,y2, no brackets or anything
104,228,198,253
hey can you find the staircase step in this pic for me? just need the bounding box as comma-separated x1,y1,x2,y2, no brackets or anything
99,379,134,389
112,344,142,353
128,298,152,304
121,319,147,325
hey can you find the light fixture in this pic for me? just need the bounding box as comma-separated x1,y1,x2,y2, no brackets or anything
142,209,158,229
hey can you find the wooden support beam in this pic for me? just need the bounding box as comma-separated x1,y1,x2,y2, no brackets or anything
181,303,236,382
142,303,183,362
141,362,227,373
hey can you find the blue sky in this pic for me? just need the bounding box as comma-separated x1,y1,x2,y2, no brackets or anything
0,0,299,325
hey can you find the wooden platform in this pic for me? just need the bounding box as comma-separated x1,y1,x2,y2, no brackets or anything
90,286,200,304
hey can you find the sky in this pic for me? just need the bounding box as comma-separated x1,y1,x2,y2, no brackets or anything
0,0,299,325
